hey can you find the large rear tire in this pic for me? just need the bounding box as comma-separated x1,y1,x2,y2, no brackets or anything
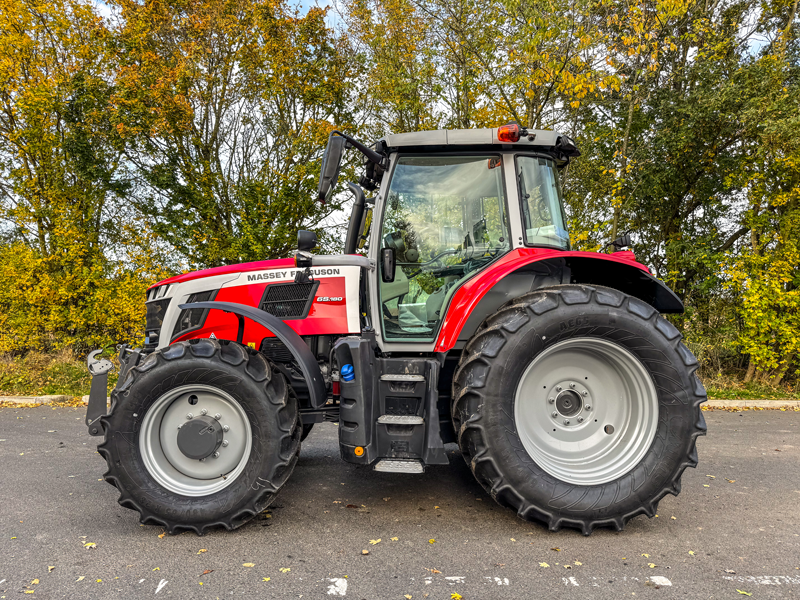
98,339,301,534
453,285,706,535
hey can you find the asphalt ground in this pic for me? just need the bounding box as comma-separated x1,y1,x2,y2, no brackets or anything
1,407,799,599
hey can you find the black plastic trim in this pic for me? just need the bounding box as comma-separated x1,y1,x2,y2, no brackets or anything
178,301,328,409
170,289,220,342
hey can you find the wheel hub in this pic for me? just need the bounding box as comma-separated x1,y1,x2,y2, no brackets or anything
555,389,583,417
177,416,223,460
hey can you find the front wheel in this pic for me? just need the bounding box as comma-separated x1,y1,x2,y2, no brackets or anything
98,339,301,534
453,285,706,535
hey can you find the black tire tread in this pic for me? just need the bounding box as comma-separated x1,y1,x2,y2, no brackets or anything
452,285,707,535
97,338,301,535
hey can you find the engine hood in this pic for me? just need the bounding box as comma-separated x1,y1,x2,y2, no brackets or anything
149,258,297,290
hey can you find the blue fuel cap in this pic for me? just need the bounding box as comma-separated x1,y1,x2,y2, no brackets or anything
341,364,355,382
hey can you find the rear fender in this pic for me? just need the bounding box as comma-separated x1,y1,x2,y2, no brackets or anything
180,301,327,409
436,249,682,351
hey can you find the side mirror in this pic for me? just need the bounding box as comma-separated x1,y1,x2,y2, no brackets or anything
298,230,317,252
608,233,632,252
381,248,396,283
317,134,347,204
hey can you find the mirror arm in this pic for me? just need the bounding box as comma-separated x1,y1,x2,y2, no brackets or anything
332,130,389,169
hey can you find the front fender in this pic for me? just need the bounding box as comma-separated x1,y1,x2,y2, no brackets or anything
180,301,327,409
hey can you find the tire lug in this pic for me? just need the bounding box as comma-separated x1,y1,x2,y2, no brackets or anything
186,413,193,420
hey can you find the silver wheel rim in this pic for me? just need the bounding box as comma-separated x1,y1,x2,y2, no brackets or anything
514,338,658,486
139,384,252,497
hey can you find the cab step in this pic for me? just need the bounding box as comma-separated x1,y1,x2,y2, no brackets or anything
373,459,425,474
377,415,424,425
380,373,426,382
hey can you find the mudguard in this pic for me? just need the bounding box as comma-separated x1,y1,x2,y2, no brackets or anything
180,301,327,409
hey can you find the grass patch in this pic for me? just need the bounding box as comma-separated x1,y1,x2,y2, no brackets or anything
0,350,118,397
701,372,799,400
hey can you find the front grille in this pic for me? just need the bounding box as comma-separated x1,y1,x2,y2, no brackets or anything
259,281,318,319
145,298,171,347
259,339,295,363
171,289,218,341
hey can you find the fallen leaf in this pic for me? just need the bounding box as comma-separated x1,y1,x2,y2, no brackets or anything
648,563,656,568
551,547,561,551
405,595,412,599
429,539,436,544
262,577,271,582
369,539,381,545
158,532,166,539
564,565,572,569
706,475,716,479
670,516,676,520
198,582,203,585
574,561,582,566
31,580,39,585
243,563,255,568
197,549,207,554
202,570,213,575
434,506,440,509
76,576,85,582
24,591,34,595
451,594,462,600
737,591,752,596
689,551,695,556
510,538,516,542
83,542,96,549
727,479,736,483
346,504,358,508
390,537,399,541
96,579,102,582
362,550,369,555
641,554,650,558
704,484,710,487
47,567,55,573
426,568,442,574
383,498,390,501
539,562,549,568
152,567,160,571
279,568,290,573
725,569,737,574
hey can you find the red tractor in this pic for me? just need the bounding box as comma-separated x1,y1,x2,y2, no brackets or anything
85,124,706,535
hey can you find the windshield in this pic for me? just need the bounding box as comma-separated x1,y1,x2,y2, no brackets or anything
517,156,570,249
379,155,510,341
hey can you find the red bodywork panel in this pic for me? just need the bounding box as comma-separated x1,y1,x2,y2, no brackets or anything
154,258,359,347
434,248,649,352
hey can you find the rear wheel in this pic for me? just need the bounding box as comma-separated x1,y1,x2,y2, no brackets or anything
99,339,301,534
453,285,706,535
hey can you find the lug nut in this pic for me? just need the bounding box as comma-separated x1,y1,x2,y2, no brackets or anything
177,424,182,430
548,397,555,403
585,405,592,411
577,417,584,423
186,413,193,420
222,425,230,432
221,440,229,447
556,386,562,392
551,412,558,418
199,457,205,462
563,419,570,425
569,382,576,388
212,452,220,459
214,413,221,420
200,409,208,416
582,390,588,397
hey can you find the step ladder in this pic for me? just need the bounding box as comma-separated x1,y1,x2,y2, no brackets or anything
373,459,425,474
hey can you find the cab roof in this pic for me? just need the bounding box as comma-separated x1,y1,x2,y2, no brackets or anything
381,127,560,149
